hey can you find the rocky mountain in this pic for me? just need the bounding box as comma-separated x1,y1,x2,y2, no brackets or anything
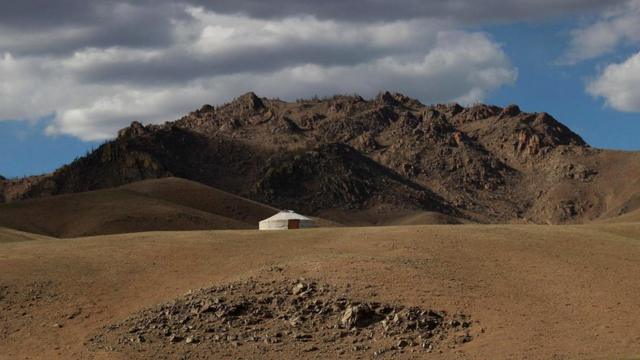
5,92,640,224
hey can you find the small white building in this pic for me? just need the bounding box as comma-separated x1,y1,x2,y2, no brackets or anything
259,210,315,230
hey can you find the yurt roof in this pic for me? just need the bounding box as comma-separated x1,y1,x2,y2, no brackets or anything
261,210,312,222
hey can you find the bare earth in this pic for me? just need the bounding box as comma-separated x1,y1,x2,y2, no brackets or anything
1,223,639,359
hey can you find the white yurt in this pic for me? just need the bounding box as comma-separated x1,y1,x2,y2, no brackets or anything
259,210,315,230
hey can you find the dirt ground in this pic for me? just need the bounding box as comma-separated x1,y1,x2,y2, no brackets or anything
1,223,639,359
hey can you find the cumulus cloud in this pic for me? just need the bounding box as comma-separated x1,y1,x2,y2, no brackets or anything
562,0,640,64
0,4,519,141
61,10,450,86
558,0,640,112
587,51,640,112
185,0,625,22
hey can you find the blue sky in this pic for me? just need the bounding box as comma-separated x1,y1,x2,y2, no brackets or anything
0,119,101,178
486,20,640,151
0,1,638,178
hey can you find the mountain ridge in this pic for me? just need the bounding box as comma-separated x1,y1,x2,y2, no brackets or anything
2,91,639,225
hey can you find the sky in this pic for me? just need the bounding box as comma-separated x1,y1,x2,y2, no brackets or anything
1,0,639,178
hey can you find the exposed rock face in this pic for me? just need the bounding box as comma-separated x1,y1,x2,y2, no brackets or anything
452,131,466,147
6,91,639,224
516,130,541,155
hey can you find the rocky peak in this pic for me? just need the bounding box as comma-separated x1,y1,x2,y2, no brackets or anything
429,103,464,117
500,104,521,118
376,91,397,106
421,109,453,132
375,91,404,106
452,104,502,125
511,112,587,158
234,92,265,112
449,103,465,116
525,112,586,147
117,121,148,139
198,104,215,113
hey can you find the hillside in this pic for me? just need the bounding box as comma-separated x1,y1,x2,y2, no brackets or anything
1,222,640,359
0,178,279,238
4,92,640,224
600,207,640,223
119,177,279,226
0,227,53,243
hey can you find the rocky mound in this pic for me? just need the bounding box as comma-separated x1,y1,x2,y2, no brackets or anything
4,91,640,225
89,279,476,358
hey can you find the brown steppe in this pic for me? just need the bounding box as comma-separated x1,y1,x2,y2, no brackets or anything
1,222,639,359
0,178,279,238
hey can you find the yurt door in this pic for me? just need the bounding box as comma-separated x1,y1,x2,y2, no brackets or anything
288,219,300,229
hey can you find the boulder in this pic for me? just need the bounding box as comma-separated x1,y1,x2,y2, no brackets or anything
340,304,380,328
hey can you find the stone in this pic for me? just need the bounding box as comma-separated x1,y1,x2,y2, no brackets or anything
169,335,183,343
288,316,303,327
456,334,472,344
185,336,198,344
292,283,307,295
340,304,380,328
294,333,312,341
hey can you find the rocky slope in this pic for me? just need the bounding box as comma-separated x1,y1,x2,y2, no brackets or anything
5,92,640,224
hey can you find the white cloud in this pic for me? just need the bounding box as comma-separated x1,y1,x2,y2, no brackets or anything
561,0,640,112
0,7,517,141
563,0,640,64
186,8,443,55
0,53,62,121
587,51,640,112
